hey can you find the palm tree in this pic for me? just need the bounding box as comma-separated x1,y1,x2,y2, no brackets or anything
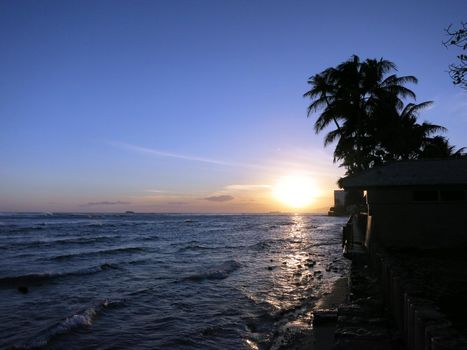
304,68,341,132
304,55,427,175
376,101,446,161
420,136,466,158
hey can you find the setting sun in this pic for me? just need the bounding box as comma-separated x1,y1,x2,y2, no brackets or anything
272,175,319,209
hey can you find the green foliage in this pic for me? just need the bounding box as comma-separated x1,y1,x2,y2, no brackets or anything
304,55,463,176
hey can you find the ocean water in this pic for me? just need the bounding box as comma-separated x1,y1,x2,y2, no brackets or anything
0,213,349,349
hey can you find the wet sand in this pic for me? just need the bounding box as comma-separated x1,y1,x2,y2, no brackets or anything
315,277,349,310
313,277,349,349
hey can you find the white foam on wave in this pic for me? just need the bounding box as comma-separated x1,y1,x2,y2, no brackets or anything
17,299,118,349
186,259,241,281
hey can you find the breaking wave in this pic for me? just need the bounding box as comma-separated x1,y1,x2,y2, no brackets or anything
185,260,241,282
15,299,124,349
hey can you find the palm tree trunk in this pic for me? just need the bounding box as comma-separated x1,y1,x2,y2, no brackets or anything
323,94,341,131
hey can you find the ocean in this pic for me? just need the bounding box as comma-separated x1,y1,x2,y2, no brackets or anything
0,213,349,349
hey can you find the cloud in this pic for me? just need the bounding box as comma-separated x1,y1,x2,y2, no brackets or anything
109,142,343,181
203,195,234,202
110,141,266,169
225,184,271,191
84,201,131,206
112,142,233,166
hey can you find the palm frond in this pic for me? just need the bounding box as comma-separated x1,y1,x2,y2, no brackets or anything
324,129,341,146
419,121,447,134
306,98,327,116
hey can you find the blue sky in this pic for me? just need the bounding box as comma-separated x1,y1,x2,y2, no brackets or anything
1,0,466,212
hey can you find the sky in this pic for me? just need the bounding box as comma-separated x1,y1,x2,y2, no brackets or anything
1,0,466,213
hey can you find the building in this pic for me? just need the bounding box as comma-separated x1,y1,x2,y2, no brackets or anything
328,190,348,216
340,158,467,252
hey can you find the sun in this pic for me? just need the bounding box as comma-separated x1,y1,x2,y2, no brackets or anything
272,175,319,209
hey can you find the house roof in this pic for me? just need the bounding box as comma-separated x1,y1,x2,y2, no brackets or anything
341,158,467,188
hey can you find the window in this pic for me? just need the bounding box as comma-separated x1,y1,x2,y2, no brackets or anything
413,189,466,201
440,190,465,201
413,190,438,201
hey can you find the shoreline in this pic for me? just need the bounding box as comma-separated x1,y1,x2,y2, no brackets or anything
282,277,349,350
312,277,350,350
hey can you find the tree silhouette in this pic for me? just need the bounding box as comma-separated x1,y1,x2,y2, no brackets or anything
304,56,462,176
420,136,466,158
443,22,466,89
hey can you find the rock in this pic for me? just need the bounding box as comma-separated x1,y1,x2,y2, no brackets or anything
313,310,338,326
17,286,28,294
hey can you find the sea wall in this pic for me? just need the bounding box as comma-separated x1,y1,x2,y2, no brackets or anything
368,248,467,350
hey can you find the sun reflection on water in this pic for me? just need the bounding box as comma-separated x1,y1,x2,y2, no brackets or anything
245,338,260,350
241,214,349,349
236,214,349,349
268,215,317,310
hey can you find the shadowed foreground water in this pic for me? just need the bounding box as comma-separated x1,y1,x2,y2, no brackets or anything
0,213,349,349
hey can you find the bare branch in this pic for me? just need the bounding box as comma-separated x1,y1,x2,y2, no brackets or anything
443,22,467,89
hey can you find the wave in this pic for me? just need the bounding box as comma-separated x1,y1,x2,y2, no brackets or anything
84,221,127,228
1,235,118,251
309,241,339,247
51,235,117,245
138,235,159,242
0,273,53,287
176,244,216,253
50,246,144,261
2,225,47,234
248,238,291,251
185,260,241,282
0,263,118,287
15,299,124,349
276,221,294,226
83,220,162,228
1,218,153,234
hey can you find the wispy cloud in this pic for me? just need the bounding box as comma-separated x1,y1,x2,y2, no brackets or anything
146,189,166,193
225,184,271,191
109,141,343,178
84,201,130,206
204,195,234,202
111,141,252,167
